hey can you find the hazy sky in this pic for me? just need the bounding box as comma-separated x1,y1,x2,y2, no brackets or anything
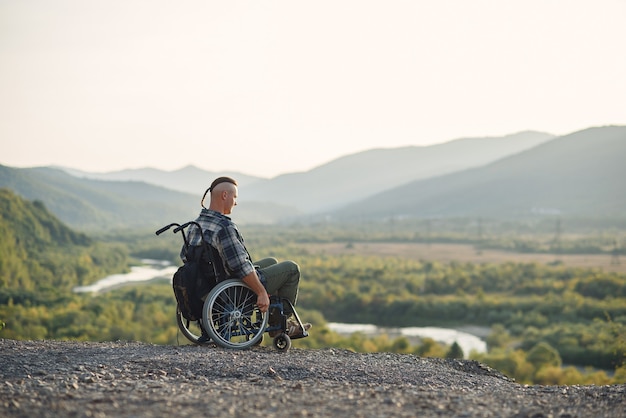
1,1,625,178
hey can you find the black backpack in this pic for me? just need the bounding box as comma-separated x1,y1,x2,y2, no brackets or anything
173,224,222,321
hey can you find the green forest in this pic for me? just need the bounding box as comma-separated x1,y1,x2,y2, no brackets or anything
1,188,625,386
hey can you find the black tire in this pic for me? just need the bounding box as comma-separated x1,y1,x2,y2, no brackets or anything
202,279,268,349
176,305,206,344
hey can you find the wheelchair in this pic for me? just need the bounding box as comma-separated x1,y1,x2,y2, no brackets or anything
156,221,308,351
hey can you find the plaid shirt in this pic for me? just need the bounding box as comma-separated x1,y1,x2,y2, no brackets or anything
181,209,257,281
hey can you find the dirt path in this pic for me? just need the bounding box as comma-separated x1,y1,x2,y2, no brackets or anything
2,339,625,418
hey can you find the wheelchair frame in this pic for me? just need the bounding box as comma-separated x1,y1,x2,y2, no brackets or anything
156,221,308,351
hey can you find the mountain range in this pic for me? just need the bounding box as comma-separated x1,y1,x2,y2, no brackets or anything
336,126,626,221
58,131,555,213
1,126,624,231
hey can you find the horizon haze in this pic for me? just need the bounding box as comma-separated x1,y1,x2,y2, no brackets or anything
1,1,625,177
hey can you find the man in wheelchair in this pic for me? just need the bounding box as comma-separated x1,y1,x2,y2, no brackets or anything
181,176,311,341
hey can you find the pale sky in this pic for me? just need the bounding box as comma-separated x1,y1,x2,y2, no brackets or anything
1,1,625,178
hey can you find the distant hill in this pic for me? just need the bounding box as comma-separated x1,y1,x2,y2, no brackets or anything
0,166,294,231
334,126,626,221
0,165,198,230
61,165,267,196
57,131,553,214
239,131,554,212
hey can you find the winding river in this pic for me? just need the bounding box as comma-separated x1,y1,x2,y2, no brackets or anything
327,322,487,357
72,259,177,293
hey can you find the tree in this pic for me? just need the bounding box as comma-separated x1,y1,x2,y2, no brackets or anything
486,324,510,350
415,338,446,358
446,341,464,359
527,341,562,369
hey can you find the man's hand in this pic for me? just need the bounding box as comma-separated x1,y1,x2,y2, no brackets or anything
242,270,269,312
256,291,270,313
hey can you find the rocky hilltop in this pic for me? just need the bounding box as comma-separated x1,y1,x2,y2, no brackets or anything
1,339,624,418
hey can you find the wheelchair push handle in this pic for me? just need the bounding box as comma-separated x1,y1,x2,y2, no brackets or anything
173,221,205,239
156,221,207,253
155,223,180,236
173,222,192,234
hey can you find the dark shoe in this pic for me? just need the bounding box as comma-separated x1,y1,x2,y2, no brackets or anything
197,334,211,344
287,320,312,337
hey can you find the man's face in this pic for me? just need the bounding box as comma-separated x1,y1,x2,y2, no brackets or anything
224,187,238,215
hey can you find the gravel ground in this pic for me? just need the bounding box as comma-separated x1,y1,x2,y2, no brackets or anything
1,339,625,418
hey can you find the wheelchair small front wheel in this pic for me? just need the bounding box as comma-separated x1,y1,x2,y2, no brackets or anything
203,279,268,349
273,334,292,352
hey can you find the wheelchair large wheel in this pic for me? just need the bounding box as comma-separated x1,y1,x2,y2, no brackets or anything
176,305,206,344
202,279,268,349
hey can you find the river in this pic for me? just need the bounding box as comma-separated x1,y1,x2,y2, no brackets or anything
327,322,488,357
72,259,178,293
74,261,489,356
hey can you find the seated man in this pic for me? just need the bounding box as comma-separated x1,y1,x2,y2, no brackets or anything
182,176,311,338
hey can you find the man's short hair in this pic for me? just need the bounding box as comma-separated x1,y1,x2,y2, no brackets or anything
209,176,238,192
201,176,238,208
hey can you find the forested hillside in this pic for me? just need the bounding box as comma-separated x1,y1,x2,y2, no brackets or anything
0,188,128,292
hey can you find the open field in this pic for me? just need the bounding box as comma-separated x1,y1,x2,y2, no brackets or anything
297,242,626,273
